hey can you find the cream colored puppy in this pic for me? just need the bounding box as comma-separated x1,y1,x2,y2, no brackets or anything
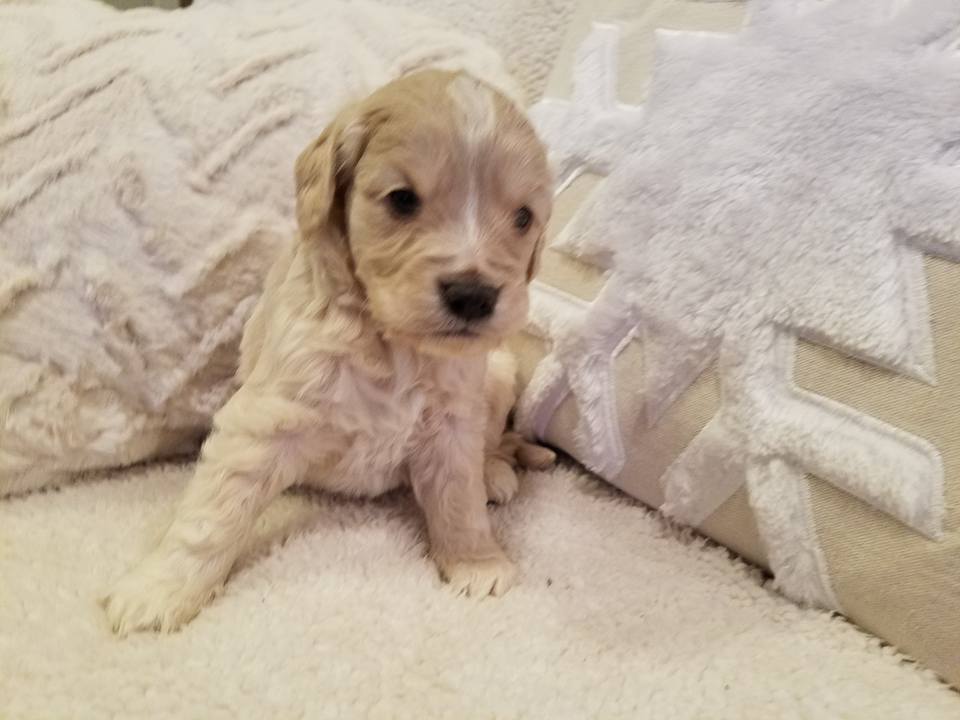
103,70,555,634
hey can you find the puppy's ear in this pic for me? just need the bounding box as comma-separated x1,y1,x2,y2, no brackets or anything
526,230,547,283
294,106,369,243
294,106,380,293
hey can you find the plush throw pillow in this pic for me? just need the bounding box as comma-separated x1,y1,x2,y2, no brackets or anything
0,0,516,496
515,0,960,687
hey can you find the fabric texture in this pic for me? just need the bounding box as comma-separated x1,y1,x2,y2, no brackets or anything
0,0,517,497
376,0,579,102
2,461,958,719
516,0,960,686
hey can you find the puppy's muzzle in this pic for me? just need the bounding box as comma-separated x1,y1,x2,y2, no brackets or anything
438,273,500,322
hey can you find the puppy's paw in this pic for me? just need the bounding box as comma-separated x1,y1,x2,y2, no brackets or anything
499,431,556,471
436,553,518,598
484,455,520,504
515,440,556,471
101,554,219,636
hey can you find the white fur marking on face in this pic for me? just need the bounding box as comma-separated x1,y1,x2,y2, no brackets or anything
447,75,496,255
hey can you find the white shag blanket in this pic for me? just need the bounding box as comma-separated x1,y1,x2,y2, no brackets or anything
1,462,957,719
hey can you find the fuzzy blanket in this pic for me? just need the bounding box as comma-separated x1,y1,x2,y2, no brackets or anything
1,461,957,719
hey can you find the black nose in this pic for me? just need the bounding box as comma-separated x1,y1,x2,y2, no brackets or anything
439,277,500,322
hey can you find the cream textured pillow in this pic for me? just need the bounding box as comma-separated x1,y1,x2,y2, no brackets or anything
515,0,960,687
0,0,516,496
378,0,579,102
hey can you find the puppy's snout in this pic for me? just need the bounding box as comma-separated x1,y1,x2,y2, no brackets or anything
438,274,500,322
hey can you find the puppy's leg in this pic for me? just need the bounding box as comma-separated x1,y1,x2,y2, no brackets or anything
483,348,556,504
411,416,516,598
483,348,520,504
102,391,311,634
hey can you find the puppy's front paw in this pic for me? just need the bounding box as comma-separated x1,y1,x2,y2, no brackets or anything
436,553,517,598
484,456,520,504
101,554,219,636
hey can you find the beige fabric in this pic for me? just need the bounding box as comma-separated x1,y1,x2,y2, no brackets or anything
798,256,960,685
519,0,960,686
514,327,767,570
539,173,607,301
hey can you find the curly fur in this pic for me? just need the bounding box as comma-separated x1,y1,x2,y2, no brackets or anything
103,70,555,634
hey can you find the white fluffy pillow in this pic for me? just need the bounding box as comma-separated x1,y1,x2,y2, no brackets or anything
0,0,516,496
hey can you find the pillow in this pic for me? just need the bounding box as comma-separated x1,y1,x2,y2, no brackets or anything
0,0,516,496
515,0,960,687
376,0,580,102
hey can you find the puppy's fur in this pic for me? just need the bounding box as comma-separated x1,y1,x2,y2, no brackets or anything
103,70,555,634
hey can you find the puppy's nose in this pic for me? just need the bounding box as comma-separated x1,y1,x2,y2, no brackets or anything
438,276,500,322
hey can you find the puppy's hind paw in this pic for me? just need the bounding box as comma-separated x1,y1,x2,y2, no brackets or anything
499,431,557,471
516,440,556,470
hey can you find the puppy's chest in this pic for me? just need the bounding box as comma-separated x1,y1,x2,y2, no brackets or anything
315,350,483,490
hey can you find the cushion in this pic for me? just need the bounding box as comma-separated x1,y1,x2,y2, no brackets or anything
0,0,517,496
514,0,960,687
377,0,580,102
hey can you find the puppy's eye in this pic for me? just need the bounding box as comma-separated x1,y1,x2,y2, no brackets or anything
387,188,421,218
514,206,533,232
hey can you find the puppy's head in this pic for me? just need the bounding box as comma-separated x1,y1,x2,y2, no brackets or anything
295,70,552,355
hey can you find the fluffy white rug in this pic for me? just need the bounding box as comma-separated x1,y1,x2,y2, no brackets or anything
1,463,957,718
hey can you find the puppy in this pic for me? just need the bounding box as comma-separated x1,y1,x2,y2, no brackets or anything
103,70,555,634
